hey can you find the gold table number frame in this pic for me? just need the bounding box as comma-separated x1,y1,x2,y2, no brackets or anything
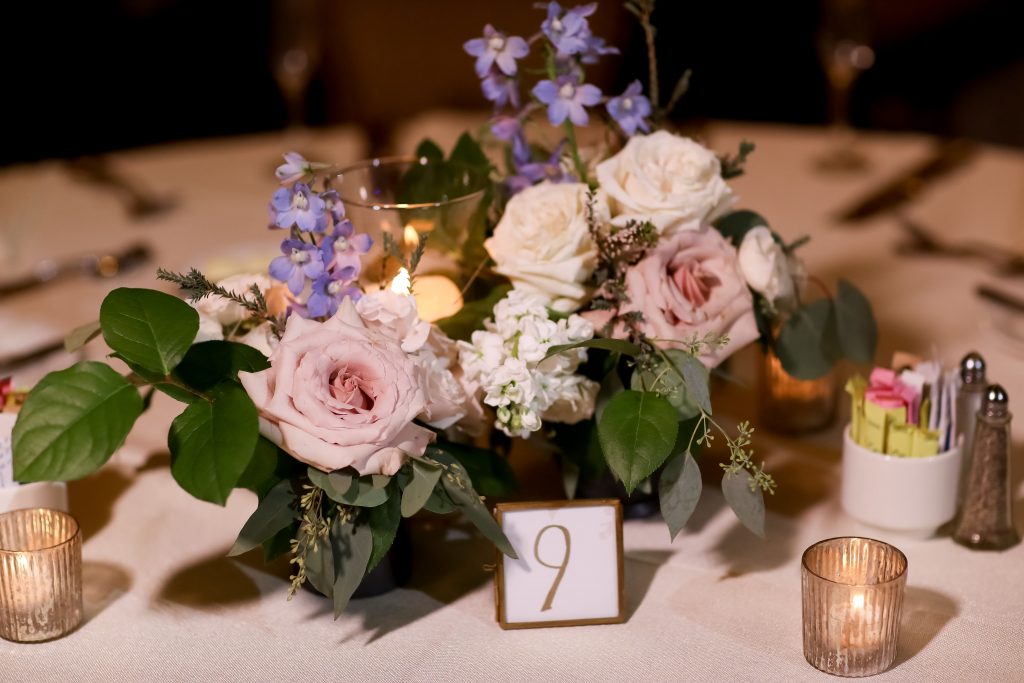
494,499,626,630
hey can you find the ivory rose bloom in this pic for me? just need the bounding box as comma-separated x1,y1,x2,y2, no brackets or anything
584,228,758,368
191,273,290,345
239,299,434,475
595,131,735,234
484,181,602,313
737,226,794,302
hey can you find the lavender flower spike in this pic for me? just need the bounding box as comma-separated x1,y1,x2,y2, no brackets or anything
275,152,329,185
464,25,529,78
607,80,652,135
533,75,602,126
270,183,329,233
540,2,597,56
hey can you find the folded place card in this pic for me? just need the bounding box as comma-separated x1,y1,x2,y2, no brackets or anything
494,499,625,629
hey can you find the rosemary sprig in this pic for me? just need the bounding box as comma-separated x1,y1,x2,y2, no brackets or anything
157,267,285,338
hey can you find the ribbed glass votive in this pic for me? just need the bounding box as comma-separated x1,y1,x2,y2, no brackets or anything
801,537,907,677
0,508,83,642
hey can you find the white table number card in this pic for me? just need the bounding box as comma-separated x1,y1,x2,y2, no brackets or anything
494,499,625,629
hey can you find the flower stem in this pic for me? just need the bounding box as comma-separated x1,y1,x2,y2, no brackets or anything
563,121,589,184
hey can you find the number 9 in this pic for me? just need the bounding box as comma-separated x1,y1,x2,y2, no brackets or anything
533,524,571,611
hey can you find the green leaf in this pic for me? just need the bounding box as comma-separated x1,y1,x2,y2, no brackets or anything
436,285,511,341
630,349,708,419
432,441,517,497
13,362,144,482
423,486,457,514
597,390,679,494
366,487,401,573
262,523,297,563
227,479,297,557
168,381,259,505
174,340,269,392
721,472,766,538
449,132,490,171
545,338,641,361
834,279,877,364
330,519,373,618
427,447,518,558
713,209,769,246
64,320,101,352
305,529,335,597
776,298,841,380
658,450,702,540
115,355,199,404
236,437,281,496
414,138,444,162
401,458,442,517
99,288,199,375
309,467,390,507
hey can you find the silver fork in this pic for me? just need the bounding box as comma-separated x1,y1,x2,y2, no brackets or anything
895,213,1024,276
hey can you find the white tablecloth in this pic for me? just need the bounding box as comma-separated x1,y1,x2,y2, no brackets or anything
1,121,1023,682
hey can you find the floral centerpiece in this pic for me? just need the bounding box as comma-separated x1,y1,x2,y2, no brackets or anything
11,0,878,619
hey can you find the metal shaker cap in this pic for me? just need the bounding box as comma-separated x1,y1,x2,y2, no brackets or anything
960,352,986,384
983,384,1008,418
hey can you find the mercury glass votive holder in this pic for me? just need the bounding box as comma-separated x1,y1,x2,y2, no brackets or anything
759,350,837,434
801,537,907,677
0,508,83,642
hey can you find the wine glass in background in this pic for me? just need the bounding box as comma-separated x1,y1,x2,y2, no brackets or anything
270,0,323,150
815,0,875,172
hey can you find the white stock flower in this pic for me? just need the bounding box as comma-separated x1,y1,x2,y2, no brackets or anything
595,130,735,234
737,226,794,303
485,182,602,313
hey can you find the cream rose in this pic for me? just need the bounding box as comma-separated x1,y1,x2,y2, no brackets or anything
484,181,602,313
239,299,434,475
191,273,290,347
737,226,794,302
584,227,758,368
595,131,735,234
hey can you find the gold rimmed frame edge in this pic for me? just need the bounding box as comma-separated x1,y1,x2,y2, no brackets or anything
493,499,626,630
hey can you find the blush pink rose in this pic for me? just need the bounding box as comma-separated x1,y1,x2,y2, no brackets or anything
584,227,759,368
239,299,434,475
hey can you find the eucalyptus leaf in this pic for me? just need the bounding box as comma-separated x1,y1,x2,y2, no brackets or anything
310,467,389,507
449,132,490,171
168,381,259,505
423,487,457,514
834,279,877,364
366,488,401,573
414,138,444,162
776,298,840,380
545,338,641,361
631,349,707,419
658,450,702,540
401,458,442,517
304,530,335,598
13,361,144,482
64,320,101,352
713,209,770,246
721,472,766,538
262,523,297,563
597,390,679,494
330,519,374,618
680,353,712,415
431,441,517,497
227,479,296,557
99,288,198,375
174,340,270,391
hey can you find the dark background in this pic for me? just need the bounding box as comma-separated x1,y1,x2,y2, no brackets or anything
3,0,1022,165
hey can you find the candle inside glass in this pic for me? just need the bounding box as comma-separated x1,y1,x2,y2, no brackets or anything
802,537,907,677
759,350,837,433
0,508,83,642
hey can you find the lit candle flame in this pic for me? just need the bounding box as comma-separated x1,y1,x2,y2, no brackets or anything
390,267,412,296
404,225,419,249
851,592,865,610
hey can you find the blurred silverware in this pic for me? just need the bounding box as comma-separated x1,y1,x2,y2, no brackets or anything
0,339,66,375
896,215,1024,276
0,243,153,298
65,156,177,219
977,285,1024,314
835,139,976,223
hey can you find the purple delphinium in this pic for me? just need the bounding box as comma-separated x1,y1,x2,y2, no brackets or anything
490,115,521,141
540,2,597,56
269,239,325,295
319,189,346,224
306,272,361,318
274,152,328,185
463,25,529,78
607,80,652,135
481,69,521,109
270,183,329,233
532,75,602,126
579,34,618,64
506,134,571,194
320,221,372,272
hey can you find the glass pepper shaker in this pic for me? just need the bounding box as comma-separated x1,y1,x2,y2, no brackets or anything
953,385,1020,550
956,352,986,505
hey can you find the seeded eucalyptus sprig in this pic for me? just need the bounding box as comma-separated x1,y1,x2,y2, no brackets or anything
157,267,285,338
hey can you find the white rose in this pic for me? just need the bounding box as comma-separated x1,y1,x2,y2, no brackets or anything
356,290,431,353
737,226,794,302
193,273,272,326
485,182,602,313
236,323,278,358
596,131,735,234
194,314,224,344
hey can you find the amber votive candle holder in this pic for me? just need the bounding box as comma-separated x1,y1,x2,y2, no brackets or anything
0,508,83,642
759,350,837,433
801,537,907,677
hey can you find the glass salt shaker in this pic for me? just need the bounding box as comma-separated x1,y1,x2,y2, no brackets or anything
953,385,1020,550
956,352,986,505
